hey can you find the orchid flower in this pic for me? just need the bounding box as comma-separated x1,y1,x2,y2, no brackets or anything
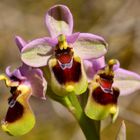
21,4,108,96
1,4,138,139
84,58,140,121
0,36,47,136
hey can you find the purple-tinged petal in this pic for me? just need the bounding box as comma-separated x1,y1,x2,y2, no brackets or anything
45,4,73,38
113,68,140,96
21,37,57,67
66,32,80,44
6,66,26,81
84,57,106,81
19,64,47,99
5,66,15,77
92,57,105,71
15,36,26,52
113,60,120,71
72,33,108,59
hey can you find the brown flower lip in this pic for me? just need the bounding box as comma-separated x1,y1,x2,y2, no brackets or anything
4,87,24,123
5,101,24,123
92,86,120,105
52,59,81,84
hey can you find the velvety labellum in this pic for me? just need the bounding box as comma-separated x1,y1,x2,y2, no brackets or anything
5,101,24,123
98,73,114,93
92,86,119,105
55,47,73,64
5,87,23,122
8,87,21,107
99,78,113,90
52,59,81,84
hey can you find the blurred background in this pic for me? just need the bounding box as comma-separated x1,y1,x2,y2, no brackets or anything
0,0,140,139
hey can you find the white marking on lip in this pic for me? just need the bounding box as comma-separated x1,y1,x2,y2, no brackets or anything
8,98,16,108
58,58,73,70
100,86,113,94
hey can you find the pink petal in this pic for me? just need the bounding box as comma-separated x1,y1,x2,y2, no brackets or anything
73,33,108,59
45,5,73,38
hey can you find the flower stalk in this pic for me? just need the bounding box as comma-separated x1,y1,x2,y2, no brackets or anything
47,88,100,140
67,92,100,140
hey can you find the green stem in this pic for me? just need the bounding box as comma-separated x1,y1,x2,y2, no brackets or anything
66,93,100,140
43,67,100,139
42,68,100,140
47,88,100,139
44,69,100,140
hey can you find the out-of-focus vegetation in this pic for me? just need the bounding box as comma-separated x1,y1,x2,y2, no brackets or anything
0,0,140,140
